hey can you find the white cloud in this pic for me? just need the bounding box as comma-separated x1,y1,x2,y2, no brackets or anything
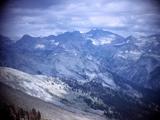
1,0,160,39
89,16,126,27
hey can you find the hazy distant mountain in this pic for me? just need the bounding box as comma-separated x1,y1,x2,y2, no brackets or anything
0,29,160,90
0,29,160,120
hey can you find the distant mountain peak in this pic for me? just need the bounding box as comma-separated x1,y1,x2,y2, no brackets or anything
0,34,14,46
21,34,32,39
44,35,56,40
0,34,10,40
87,29,112,34
86,29,124,40
57,31,82,40
63,31,81,35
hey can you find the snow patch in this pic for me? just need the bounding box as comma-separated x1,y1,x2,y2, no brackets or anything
0,67,69,103
88,36,115,45
35,44,45,49
49,40,59,46
91,37,112,45
54,42,59,46
116,50,142,61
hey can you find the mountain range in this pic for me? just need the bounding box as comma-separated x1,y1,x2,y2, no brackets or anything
0,29,160,120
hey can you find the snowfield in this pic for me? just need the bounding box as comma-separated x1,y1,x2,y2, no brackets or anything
0,67,69,103
0,82,107,120
0,66,105,115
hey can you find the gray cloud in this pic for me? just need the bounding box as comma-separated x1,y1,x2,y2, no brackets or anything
0,0,160,39
8,0,64,9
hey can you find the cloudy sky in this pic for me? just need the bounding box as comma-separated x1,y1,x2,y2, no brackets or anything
0,0,160,39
